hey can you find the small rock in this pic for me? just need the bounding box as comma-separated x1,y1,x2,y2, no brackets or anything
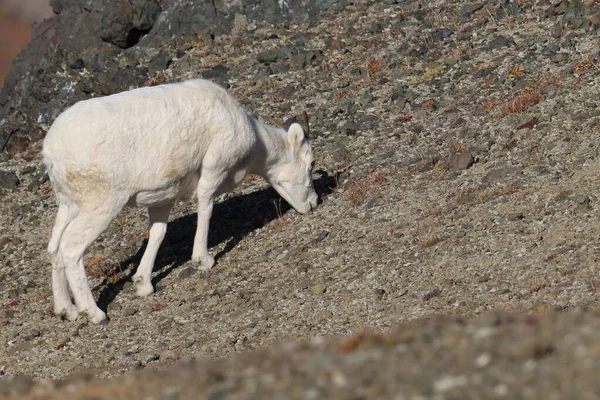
484,167,522,183
339,122,358,136
550,53,569,63
314,230,329,243
100,1,141,48
423,287,442,301
588,12,600,26
157,317,173,331
21,166,36,175
159,349,178,365
178,267,196,280
550,26,562,38
257,49,280,65
544,44,560,55
123,307,138,317
148,50,172,74
140,352,159,365
296,278,311,290
326,39,345,50
133,0,161,31
233,13,249,33
358,89,374,108
201,64,230,88
545,1,569,17
487,36,516,49
449,152,474,172
460,3,483,17
69,58,85,70
0,171,19,190
576,195,591,205
176,45,191,58
291,50,323,70
390,87,405,102
270,61,288,74
0,237,10,250
438,28,454,39
123,281,134,292
434,375,468,393
312,283,327,294
206,296,220,306
23,329,40,341
255,65,272,81
363,199,377,210
507,212,525,221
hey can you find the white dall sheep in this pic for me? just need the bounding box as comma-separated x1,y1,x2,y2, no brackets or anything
42,79,318,324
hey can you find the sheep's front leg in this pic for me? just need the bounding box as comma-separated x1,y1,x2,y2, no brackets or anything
132,204,172,297
191,174,223,270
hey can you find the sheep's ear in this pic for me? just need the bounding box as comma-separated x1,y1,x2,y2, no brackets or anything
287,123,305,150
302,110,310,140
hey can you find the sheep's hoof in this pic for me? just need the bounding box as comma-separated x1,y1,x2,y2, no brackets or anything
87,309,108,325
136,283,155,297
194,254,215,271
132,275,154,297
56,304,79,321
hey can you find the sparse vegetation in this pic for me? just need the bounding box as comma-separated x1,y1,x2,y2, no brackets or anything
345,172,387,205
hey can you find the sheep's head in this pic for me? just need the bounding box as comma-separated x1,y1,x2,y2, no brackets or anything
268,122,318,214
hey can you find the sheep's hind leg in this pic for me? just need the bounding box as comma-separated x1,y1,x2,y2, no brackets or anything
59,204,122,325
51,253,78,321
48,203,79,321
132,204,172,297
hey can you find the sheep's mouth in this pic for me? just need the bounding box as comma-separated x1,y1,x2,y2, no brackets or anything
271,183,313,214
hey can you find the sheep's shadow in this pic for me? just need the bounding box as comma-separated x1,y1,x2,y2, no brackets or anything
96,172,337,311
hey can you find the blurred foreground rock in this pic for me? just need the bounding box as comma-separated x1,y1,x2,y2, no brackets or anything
3,310,600,399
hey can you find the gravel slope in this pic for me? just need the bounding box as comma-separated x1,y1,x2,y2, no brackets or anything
1,0,600,395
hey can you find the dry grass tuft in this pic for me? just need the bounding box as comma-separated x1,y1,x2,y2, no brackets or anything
148,303,168,312
504,87,541,115
418,235,446,249
345,172,387,205
86,259,125,284
146,76,167,87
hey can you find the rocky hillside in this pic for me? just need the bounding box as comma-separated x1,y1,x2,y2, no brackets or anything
2,0,600,396
0,0,53,88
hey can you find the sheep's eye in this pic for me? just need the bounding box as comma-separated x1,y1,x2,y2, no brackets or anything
310,160,316,170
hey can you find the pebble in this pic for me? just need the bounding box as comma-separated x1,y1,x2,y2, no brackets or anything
160,350,178,365
487,35,516,49
148,50,172,73
434,375,468,393
438,28,454,39
23,329,41,342
140,352,160,365
178,267,196,280
233,13,249,33
0,171,20,190
123,307,138,317
449,152,474,172
312,283,327,295
550,53,568,63
374,288,386,300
